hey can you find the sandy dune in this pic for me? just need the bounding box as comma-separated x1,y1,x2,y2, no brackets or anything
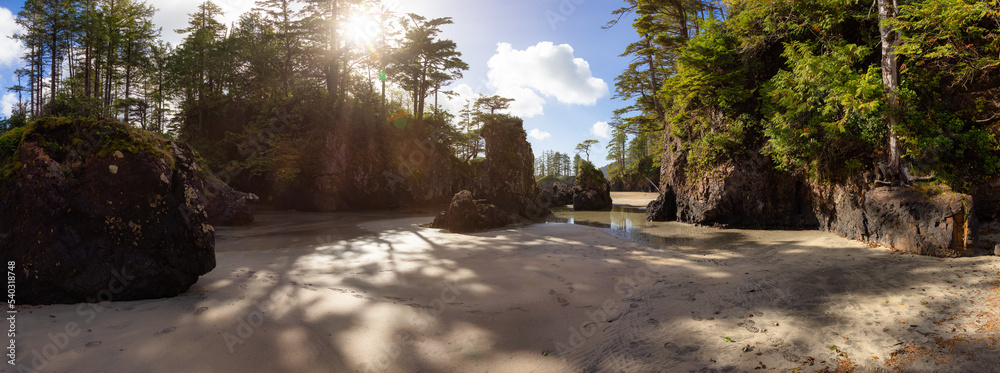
9,201,1000,372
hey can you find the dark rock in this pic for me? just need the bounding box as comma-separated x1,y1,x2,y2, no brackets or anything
430,190,511,232
475,115,548,219
1,118,215,305
573,160,613,211
646,187,677,221
551,182,574,207
307,132,471,211
810,182,976,257
970,177,1000,220
432,115,548,232
660,150,817,228
196,174,258,226
653,133,973,256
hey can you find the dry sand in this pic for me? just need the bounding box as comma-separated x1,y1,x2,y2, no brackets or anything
9,193,1000,372
610,192,660,207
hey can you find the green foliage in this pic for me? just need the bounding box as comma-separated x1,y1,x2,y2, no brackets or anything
0,110,29,132
0,127,27,164
667,20,749,115
892,0,1000,85
576,159,608,189
536,174,575,190
635,0,1000,190
763,41,885,177
895,82,1000,187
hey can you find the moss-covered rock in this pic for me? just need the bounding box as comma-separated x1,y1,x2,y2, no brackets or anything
573,160,613,211
0,117,222,304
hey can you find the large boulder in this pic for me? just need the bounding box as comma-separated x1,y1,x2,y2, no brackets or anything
433,115,548,231
573,160,613,211
0,118,216,305
812,183,975,257
430,190,510,232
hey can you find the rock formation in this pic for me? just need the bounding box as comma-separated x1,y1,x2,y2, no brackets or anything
645,187,676,221
656,152,817,228
431,114,548,231
196,174,259,226
551,182,575,207
573,160,613,211
649,146,976,257
430,190,510,233
306,128,471,211
811,183,975,257
1,118,216,304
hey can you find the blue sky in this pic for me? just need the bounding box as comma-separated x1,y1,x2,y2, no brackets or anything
0,0,639,164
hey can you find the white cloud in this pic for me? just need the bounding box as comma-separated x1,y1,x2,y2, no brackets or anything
487,41,608,118
152,0,259,45
439,83,478,117
0,7,26,68
591,121,611,139
528,128,551,140
1,93,17,117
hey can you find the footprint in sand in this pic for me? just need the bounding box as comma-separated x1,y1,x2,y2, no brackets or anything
193,307,208,316
692,311,704,321
557,297,569,307
738,319,760,333
780,350,800,363
155,326,176,336
647,318,660,327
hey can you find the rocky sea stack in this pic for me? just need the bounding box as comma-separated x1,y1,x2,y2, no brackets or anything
573,160,613,211
432,114,549,232
0,117,224,304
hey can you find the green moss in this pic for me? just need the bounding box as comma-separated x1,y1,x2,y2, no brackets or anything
0,116,180,181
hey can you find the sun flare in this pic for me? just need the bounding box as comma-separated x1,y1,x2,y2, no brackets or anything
344,7,381,47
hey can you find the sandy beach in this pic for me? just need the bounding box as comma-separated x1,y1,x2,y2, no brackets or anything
9,194,1000,372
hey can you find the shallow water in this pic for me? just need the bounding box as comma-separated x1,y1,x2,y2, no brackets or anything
547,205,662,243
547,205,833,252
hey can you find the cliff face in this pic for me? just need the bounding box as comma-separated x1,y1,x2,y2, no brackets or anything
650,139,977,257
299,126,472,212
1,118,217,304
658,151,817,228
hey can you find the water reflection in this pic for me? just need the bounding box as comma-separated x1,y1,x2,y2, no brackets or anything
548,205,690,246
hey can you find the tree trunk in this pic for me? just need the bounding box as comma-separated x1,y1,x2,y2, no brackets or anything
51,32,57,105
879,0,905,183
326,0,340,108
644,36,662,120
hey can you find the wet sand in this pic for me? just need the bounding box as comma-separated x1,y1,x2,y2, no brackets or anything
9,193,1000,372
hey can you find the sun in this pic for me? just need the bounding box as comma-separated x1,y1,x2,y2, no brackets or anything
344,6,381,48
